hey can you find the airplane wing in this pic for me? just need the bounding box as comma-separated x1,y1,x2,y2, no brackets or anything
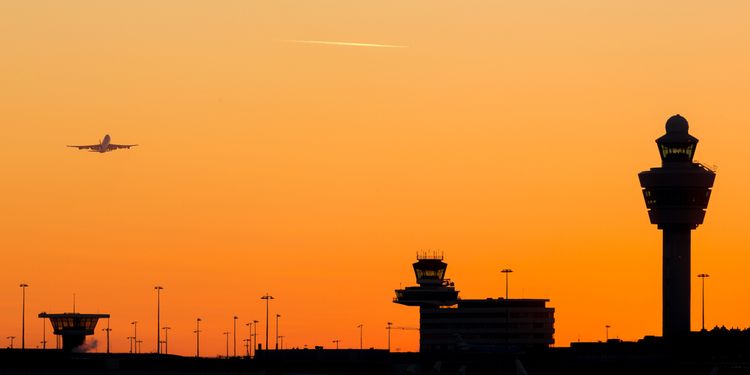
107,144,138,150
67,145,100,150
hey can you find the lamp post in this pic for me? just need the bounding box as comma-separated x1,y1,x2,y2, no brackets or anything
278,335,284,350
154,286,163,354
194,318,202,357
332,339,340,349
500,269,513,299
127,336,134,353
20,283,28,350
7,336,15,349
102,318,112,354
252,319,259,357
260,294,274,351
386,322,393,352
223,331,230,358
243,338,250,356
698,273,710,331
233,316,238,357
605,325,611,341
41,314,47,350
245,322,252,357
162,326,171,354
357,324,363,350
131,321,138,353
136,340,143,354
275,314,281,350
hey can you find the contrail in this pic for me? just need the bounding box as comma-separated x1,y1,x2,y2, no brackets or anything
284,40,407,48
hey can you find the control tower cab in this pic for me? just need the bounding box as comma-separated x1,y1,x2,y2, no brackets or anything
394,252,458,307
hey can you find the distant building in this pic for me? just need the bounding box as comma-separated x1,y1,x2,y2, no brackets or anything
394,253,554,351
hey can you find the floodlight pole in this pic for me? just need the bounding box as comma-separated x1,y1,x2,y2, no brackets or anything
260,294,274,351
357,324,363,350
233,316,238,357
102,318,112,353
386,322,393,352
698,273,710,331
252,320,259,357
20,284,28,350
500,269,513,299
194,318,202,357
131,321,138,353
162,326,171,354
275,314,281,350
605,325,611,341
223,331,230,358
154,286,163,354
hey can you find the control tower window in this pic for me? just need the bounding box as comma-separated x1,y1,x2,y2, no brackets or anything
416,269,445,279
660,144,694,161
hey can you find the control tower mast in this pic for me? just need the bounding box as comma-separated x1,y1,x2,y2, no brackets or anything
638,115,716,338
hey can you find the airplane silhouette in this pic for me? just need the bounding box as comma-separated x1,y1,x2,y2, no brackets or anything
67,134,137,153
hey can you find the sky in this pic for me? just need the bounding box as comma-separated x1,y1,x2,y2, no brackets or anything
1,0,750,355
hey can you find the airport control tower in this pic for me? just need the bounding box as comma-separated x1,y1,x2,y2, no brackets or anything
638,115,716,338
39,312,110,351
394,252,459,308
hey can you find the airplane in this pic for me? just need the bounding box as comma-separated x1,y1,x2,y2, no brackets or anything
67,134,137,153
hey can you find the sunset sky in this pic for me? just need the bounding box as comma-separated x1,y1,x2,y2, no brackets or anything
2,1,750,355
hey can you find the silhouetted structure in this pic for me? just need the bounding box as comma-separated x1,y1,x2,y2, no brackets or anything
38,312,110,351
394,253,554,351
638,115,716,338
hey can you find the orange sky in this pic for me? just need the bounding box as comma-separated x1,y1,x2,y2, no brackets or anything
1,1,750,355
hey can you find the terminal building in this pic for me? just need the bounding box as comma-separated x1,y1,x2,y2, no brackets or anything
394,253,554,352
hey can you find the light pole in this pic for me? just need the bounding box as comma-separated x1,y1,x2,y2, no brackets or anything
260,293,274,351
194,318,202,357
154,286,163,354
162,326,171,354
127,336,134,353
136,340,143,354
357,324,363,350
252,319,259,357
332,339,340,349
275,314,281,350
500,269,513,299
131,321,138,353
20,283,28,350
233,316,238,357
278,335,284,349
243,338,250,356
386,322,393,352
102,318,112,354
245,322,252,357
7,336,15,349
223,331,230,358
605,325,611,341
698,273,710,331
41,314,47,350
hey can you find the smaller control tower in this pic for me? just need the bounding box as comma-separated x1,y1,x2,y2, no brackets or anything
39,312,110,351
394,251,459,307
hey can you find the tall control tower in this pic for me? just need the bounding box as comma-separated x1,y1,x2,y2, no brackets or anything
638,115,716,338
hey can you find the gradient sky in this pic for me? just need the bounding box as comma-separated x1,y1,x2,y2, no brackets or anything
1,0,750,355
